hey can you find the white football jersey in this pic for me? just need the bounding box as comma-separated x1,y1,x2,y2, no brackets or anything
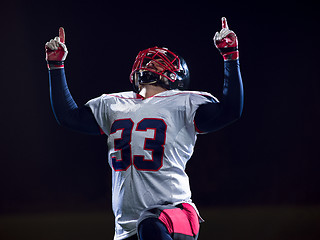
86,89,216,240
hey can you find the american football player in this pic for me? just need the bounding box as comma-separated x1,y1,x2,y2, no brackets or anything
45,17,244,240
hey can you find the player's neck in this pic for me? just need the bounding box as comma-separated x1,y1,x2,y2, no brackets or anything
139,84,167,98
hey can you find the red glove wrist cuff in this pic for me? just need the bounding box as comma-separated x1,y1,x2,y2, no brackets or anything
222,51,239,61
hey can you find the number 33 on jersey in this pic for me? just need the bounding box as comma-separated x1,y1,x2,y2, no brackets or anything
85,90,216,173
110,118,166,171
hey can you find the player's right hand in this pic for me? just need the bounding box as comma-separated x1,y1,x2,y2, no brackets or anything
45,27,68,69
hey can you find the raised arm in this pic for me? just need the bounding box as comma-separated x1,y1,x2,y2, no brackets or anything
194,17,244,133
45,28,101,135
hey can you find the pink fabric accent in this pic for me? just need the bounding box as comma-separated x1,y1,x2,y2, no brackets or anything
181,203,200,235
158,203,199,236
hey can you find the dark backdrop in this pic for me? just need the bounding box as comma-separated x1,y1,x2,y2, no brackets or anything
1,0,319,215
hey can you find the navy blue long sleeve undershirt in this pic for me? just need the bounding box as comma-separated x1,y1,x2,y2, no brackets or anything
49,69,101,135
48,60,243,135
194,60,244,133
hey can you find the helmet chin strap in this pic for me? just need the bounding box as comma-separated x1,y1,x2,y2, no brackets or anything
135,70,166,89
138,75,170,91
139,80,158,85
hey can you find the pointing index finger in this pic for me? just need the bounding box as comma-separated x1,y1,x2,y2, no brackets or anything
59,27,65,43
221,17,229,29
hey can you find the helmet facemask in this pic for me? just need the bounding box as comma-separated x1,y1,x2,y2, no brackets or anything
130,47,189,92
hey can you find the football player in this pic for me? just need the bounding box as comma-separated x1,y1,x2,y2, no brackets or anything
45,17,244,240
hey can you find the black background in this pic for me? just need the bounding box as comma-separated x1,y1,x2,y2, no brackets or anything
1,0,319,217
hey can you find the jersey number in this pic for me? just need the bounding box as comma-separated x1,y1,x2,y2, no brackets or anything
110,118,167,171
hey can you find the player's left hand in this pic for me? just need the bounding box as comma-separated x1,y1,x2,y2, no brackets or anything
214,17,239,61
45,27,68,69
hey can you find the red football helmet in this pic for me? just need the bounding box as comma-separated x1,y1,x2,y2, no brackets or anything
130,46,190,92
